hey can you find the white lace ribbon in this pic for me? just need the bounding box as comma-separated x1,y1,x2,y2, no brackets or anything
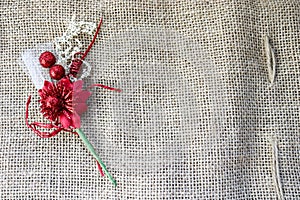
20,43,54,89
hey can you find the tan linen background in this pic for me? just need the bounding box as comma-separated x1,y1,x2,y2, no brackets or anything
1,0,299,199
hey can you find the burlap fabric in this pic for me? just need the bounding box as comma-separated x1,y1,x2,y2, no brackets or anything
1,0,299,199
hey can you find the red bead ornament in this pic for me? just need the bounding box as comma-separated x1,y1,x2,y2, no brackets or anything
39,51,56,68
49,65,65,80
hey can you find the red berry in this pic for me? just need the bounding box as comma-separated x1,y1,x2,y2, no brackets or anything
49,65,65,80
39,51,56,68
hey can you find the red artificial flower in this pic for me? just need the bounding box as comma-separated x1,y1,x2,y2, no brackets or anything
38,78,91,129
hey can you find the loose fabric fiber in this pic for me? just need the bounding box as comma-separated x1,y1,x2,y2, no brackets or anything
1,0,299,199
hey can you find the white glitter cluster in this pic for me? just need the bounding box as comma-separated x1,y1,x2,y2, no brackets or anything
54,15,96,79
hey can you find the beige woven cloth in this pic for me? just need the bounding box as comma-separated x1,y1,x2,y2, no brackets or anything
1,0,299,199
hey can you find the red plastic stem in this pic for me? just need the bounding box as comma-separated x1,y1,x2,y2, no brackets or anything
88,84,122,92
96,160,105,177
81,18,103,60
25,95,32,126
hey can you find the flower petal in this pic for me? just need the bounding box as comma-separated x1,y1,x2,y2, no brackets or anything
74,103,88,115
38,89,44,97
74,90,92,103
39,82,54,98
72,112,81,128
60,112,72,128
73,80,84,92
43,80,53,88
58,78,72,90
42,80,54,92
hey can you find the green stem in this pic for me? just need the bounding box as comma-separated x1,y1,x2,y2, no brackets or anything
75,128,117,186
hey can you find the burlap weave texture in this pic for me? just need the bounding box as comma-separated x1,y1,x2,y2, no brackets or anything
0,0,299,199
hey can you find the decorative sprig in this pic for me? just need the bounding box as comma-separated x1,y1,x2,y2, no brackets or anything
24,18,120,186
